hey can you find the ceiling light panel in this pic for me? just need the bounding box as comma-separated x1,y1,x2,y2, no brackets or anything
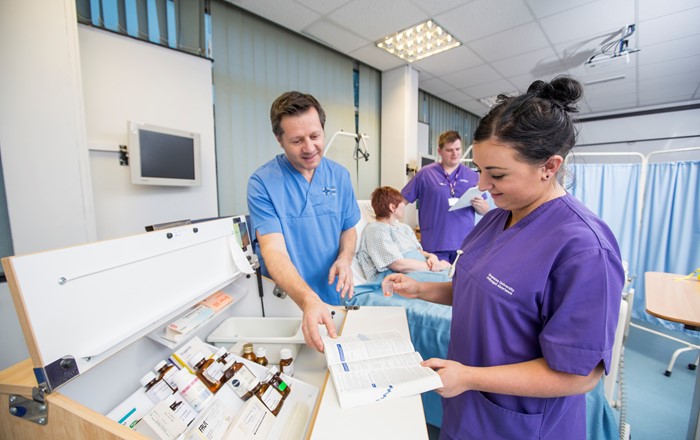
376,20,461,62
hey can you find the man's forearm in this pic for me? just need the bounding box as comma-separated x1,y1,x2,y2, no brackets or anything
336,227,356,263
257,232,320,308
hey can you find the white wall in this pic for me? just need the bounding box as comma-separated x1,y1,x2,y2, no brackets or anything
0,2,219,370
381,65,420,227
0,0,96,255
81,26,218,240
577,107,700,161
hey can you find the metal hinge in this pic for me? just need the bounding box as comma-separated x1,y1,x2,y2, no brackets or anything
8,385,48,425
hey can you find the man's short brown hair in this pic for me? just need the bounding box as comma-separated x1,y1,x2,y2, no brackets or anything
270,91,326,139
438,130,462,149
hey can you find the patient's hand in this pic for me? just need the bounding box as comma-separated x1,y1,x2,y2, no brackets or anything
437,260,452,271
426,254,441,271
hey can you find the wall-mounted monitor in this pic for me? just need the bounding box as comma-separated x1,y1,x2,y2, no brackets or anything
419,153,438,169
128,121,201,187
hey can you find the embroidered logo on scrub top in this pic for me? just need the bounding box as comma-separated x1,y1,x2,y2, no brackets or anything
322,186,337,196
486,273,515,296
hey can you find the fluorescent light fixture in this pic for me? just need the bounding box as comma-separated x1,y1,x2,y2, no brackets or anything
584,75,627,86
376,20,460,62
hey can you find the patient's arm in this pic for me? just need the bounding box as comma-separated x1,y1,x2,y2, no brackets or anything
257,231,335,353
387,258,431,273
388,254,451,273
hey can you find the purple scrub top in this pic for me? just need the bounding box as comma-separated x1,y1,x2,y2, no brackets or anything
402,163,483,253
442,194,624,440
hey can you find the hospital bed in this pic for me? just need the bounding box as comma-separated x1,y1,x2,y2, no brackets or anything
347,200,629,439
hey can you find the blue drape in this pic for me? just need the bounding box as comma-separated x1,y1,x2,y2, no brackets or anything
570,160,700,334
633,160,700,331
569,163,641,271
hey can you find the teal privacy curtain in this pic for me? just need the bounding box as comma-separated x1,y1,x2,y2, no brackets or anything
569,162,642,279
633,160,700,332
571,159,700,333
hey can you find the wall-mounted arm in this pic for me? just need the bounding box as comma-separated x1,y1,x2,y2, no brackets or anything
325,131,370,162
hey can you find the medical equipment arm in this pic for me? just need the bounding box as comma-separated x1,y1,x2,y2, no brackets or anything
256,231,337,352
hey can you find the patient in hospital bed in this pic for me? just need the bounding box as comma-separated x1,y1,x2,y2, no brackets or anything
355,186,451,283
347,197,621,437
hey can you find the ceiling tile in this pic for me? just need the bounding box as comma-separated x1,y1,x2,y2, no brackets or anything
227,0,320,32
586,94,639,112
638,55,700,81
469,23,550,62
434,0,535,43
491,47,562,77
303,19,368,52
419,77,454,95
462,78,518,100
412,45,484,77
638,34,700,64
639,73,700,104
638,7,700,47
295,0,352,16
524,0,597,19
435,89,472,103
408,0,475,16
224,0,700,117
638,0,700,21
457,99,490,116
327,0,428,41
539,0,635,45
348,45,406,71
441,64,501,89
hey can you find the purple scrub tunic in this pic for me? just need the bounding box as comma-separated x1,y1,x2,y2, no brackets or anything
402,163,483,254
441,194,624,440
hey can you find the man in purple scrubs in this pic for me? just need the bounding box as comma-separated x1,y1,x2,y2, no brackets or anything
385,77,624,439
402,131,489,263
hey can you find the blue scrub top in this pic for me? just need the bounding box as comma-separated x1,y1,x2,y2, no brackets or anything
402,163,484,253
443,194,624,440
247,154,360,305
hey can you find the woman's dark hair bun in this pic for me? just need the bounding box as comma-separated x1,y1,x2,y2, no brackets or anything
526,76,582,113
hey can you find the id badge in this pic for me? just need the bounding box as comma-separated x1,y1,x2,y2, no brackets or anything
448,197,459,207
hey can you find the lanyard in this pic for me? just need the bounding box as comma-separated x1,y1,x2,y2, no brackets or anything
444,169,459,197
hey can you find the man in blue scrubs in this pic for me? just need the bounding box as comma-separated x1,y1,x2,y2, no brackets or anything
247,91,360,352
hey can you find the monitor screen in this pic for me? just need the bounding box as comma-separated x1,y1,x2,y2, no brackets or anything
419,154,438,169
128,121,201,187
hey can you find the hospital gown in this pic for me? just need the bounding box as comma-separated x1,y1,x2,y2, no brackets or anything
356,221,425,282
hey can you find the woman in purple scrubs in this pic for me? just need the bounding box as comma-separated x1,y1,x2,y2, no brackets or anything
387,76,624,439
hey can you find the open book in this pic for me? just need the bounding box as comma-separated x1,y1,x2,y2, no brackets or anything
321,330,443,408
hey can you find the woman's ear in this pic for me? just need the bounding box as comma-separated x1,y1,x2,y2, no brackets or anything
388,203,396,213
542,155,564,179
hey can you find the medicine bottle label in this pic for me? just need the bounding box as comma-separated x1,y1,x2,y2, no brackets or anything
145,379,173,404
228,365,259,398
259,385,283,413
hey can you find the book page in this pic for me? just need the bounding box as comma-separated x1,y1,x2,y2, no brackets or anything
322,330,414,365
